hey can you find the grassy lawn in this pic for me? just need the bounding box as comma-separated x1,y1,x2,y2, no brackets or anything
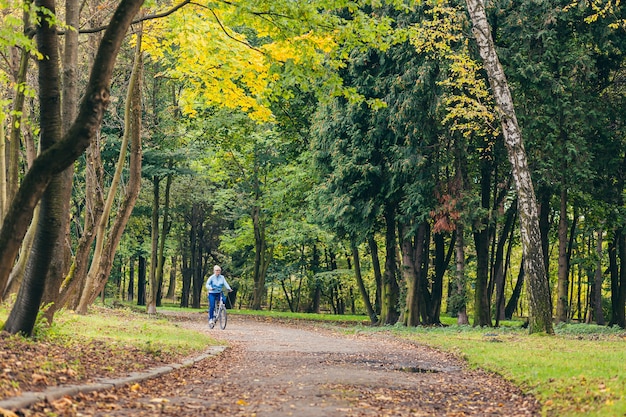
0,304,219,355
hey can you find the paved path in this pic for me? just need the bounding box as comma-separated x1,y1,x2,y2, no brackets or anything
13,314,541,416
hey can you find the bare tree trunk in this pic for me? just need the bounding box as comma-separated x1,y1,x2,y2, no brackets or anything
473,159,492,327
3,0,63,334
380,204,399,325
592,229,604,325
368,235,382,315
0,118,6,221
351,240,376,324
251,204,271,310
147,175,160,315
7,27,32,207
57,141,104,311
556,186,569,323
166,255,177,299
494,204,516,326
77,29,144,313
401,222,427,326
155,172,172,307
465,0,554,334
454,223,469,325
41,0,81,322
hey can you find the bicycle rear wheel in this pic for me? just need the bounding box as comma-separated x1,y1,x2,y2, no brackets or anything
218,305,227,329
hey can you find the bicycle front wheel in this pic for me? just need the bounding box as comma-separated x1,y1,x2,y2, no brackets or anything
218,306,227,329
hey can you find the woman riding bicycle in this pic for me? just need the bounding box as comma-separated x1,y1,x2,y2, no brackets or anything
205,265,232,326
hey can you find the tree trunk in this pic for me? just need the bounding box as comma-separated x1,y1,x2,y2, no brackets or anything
368,235,382,315
454,223,469,324
77,31,143,313
555,186,569,323
614,230,626,328
180,241,191,307
251,204,271,310
166,255,177,299
380,204,399,325
56,141,104,311
473,159,491,327
40,0,81,323
430,231,453,324
465,0,554,334
3,0,63,335
351,240,376,324
147,175,160,315
0,0,145,307
7,24,32,208
494,203,516,325
137,255,146,306
155,172,172,307
401,221,427,326
0,118,5,221
127,257,135,301
592,229,604,325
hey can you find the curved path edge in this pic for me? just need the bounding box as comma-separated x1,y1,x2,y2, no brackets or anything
0,345,227,411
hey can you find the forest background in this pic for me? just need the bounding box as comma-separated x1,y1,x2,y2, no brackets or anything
1,0,626,336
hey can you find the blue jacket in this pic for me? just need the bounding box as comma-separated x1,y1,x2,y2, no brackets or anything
206,274,232,294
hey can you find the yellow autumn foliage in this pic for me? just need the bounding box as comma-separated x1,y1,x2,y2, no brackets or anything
139,0,341,122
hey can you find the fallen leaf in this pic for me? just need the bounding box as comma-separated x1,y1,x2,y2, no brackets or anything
0,408,19,417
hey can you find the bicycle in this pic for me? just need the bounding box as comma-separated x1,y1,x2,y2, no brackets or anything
208,292,228,330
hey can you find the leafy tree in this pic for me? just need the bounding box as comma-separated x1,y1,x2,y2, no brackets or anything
1,0,144,335
465,0,555,334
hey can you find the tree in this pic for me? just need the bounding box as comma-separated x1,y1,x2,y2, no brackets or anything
465,0,554,334
1,0,145,335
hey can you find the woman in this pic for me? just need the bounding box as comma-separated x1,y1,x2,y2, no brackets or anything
205,265,232,325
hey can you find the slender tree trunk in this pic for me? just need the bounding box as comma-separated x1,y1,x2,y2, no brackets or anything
180,240,191,307
166,255,177,299
147,176,160,315
454,223,469,324
0,115,6,221
430,231,453,324
592,229,604,325
556,186,569,323
473,160,491,327
465,0,554,333
155,172,172,307
77,30,143,313
7,21,32,208
127,257,135,301
402,222,427,326
494,204,516,325
137,255,146,306
351,240,376,324
615,230,626,328
380,204,399,325
56,141,104,311
368,235,382,315
251,204,270,310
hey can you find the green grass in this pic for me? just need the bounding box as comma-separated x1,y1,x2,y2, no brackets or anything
0,304,221,356
346,321,626,417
